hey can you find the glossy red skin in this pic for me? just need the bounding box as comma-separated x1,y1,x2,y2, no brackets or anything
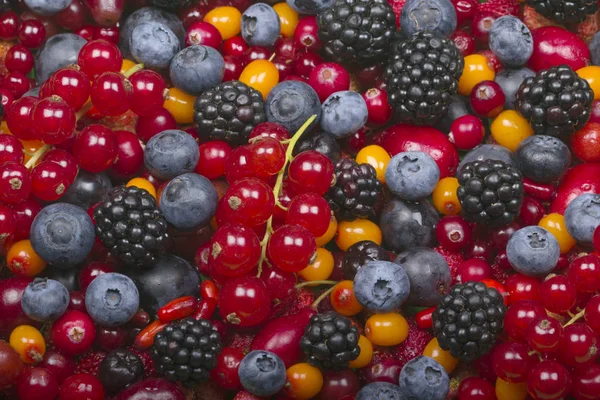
374,124,459,178
114,378,185,400
360,356,404,384
39,350,76,384
550,163,600,214
0,276,34,335
528,27,590,72
590,100,600,124
83,0,124,27
317,370,361,400
111,130,144,178
571,123,600,162
250,308,315,366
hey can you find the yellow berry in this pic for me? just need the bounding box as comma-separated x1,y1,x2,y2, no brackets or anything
9,325,46,364
356,145,391,183
364,313,409,346
336,219,382,252
495,378,528,400
349,335,373,369
432,177,462,215
298,247,334,282
315,216,337,247
239,60,279,100
120,59,136,74
164,88,196,124
204,6,242,40
491,110,534,152
273,3,299,38
577,66,600,100
422,338,458,373
539,213,576,254
459,54,495,96
126,177,157,200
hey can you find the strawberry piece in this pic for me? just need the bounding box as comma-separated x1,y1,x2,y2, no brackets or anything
75,350,106,377
388,0,406,27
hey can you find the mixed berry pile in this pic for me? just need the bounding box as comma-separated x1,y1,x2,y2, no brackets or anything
2,0,600,399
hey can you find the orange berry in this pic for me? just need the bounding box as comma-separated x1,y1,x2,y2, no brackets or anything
336,219,382,252
577,66,600,100
491,110,534,152
163,88,196,124
422,338,458,373
9,325,46,364
298,247,334,282
495,377,528,400
239,60,279,100
7,239,47,277
204,6,242,40
355,145,391,183
539,213,576,254
432,177,462,215
330,280,363,316
126,177,157,200
349,335,373,369
284,363,323,400
120,59,137,74
315,216,337,247
21,139,45,166
364,312,409,346
459,54,495,96
273,3,299,38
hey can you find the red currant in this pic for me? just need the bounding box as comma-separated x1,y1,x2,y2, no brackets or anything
268,224,316,273
78,261,115,292
0,162,31,204
285,192,331,237
288,150,334,195
0,203,16,247
457,258,492,283
457,377,495,400
11,197,42,241
31,161,71,201
0,134,23,165
5,44,34,74
527,361,571,400
135,108,177,142
538,275,576,314
73,124,118,173
244,46,270,63
210,223,261,277
17,367,59,400
571,364,600,400
129,70,167,117
39,350,75,384
3,71,30,98
504,274,539,305
46,68,91,112
526,316,563,353
59,373,105,400
196,141,232,180
294,51,323,77
259,263,296,303
492,341,535,383
0,11,19,40
223,55,245,81
18,19,46,48
248,122,290,142
222,35,249,57
568,254,600,293
75,25,94,41
93,26,120,44
452,0,478,26
249,137,286,178
110,130,144,178
218,276,271,327
90,72,131,116
504,300,547,342
217,177,275,227
32,96,76,145
77,39,122,79
585,295,600,335
41,148,79,182
520,196,545,226
449,115,485,150
435,215,472,251
210,347,243,390
558,324,598,367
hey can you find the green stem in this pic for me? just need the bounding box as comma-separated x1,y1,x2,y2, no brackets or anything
25,144,50,169
564,309,585,327
295,280,337,289
124,63,144,78
311,286,336,310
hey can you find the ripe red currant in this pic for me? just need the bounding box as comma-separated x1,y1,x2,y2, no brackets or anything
210,223,261,277
47,68,91,111
129,70,167,117
492,341,535,383
218,276,271,327
503,300,547,342
0,162,32,204
73,124,118,173
77,39,123,79
249,137,286,178
288,150,334,195
31,161,72,201
538,275,576,314
268,224,316,273
90,72,132,116
196,141,232,180
285,192,331,237
32,96,76,145
217,177,275,227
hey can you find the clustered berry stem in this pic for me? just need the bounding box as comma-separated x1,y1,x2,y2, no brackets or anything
24,144,50,169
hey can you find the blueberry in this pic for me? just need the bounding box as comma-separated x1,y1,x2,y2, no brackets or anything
62,170,112,210
356,382,405,400
394,247,450,307
353,260,411,312
565,194,600,244
85,273,140,327
238,350,286,397
320,91,368,139
458,144,515,175
590,31,600,66
23,87,40,98
129,22,181,70
265,80,321,134
286,0,335,15
159,173,218,231
23,0,70,15
494,67,536,109
241,3,281,47
30,203,95,267
385,151,440,201
21,278,69,322
400,0,457,37
144,130,200,180
506,226,560,276
294,130,342,164
398,356,449,400
119,7,185,59
169,45,224,96
380,197,439,253
514,135,571,184
35,33,87,85
489,16,533,67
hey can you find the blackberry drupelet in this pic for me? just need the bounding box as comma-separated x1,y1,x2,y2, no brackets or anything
316,0,396,67
300,312,361,370
526,0,597,25
151,318,221,388
326,158,382,221
149,0,193,9
432,281,506,362
194,80,266,145
94,186,169,267
515,65,594,136
343,240,390,279
457,159,523,226
384,30,464,125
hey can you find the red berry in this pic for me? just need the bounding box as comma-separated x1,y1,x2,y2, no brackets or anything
451,30,476,57
527,361,571,400
471,12,496,45
288,150,334,195
225,146,253,183
0,11,19,40
538,275,576,314
492,341,535,383
274,37,298,60
51,310,96,356
135,108,177,142
47,68,92,111
222,35,249,57
449,115,485,150
41,148,79,182
294,16,321,50
519,196,545,226
75,25,94,41
249,122,290,142
435,215,472,251
217,177,275,227
90,72,131,116
17,367,59,400
5,44,34,74
223,55,245,81
568,254,600,293
504,274,539,305
0,203,16,246
571,364,600,400
285,192,331,237
558,324,598,367
31,161,71,201
294,51,323,77
11,197,42,241
219,276,271,327
95,327,127,352
244,46,270,63
78,39,123,79
457,377,495,400
110,130,144,178
504,300,547,342
259,263,296,303
3,71,30,98
210,347,243,390
210,223,261,277
196,140,231,180
268,224,316,273
249,137,286,178
0,134,23,165
39,350,76,384
74,124,118,173
307,62,350,103
93,26,120,44
185,21,222,48
470,80,505,118
68,291,86,312
0,162,31,204
362,88,392,126
451,0,479,26
78,262,115,292
59,373,105,400
18,19,46,48
457,258,492,283
526,316,563,353
129,70,167,117
32,96,76,144
585,295,600,335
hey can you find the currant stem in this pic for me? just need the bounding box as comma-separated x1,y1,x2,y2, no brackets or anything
564,309,585,327
123,63,144,78
75,101,94,120
311,286,336,310
295,280,337,289
25,144,50,169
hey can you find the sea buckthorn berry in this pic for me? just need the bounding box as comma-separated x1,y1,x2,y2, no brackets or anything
126,178,157,200
298,247,334,282
120,59,136,74
364,312,409,346
284,363,323,400
423,338,459,373
491,110,534,152
9,325,46,363
355,145,391,183
273,3,299,37
240,60,279,100
458,54,495,96
204,6,242,40
538,213,576,254
577,66,600,100
7,239,47,276
336,219,382,252
348,335,373,369
315,216,337,247
432,177,462,215
77,39,123,79
330,280,363,316
164,87,196,124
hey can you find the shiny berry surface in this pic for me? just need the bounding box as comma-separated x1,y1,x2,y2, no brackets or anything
78,39,122,79
268,224,316,273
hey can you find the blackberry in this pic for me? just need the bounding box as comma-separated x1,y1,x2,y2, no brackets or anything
94,186,169,267
457,159,523,226
194,80,266,145
384,30,464,125
316,0,396,67
343,240,390,279
432,282,506,362
151,318,221,388
526,0,597,25
149,0,193,9
326,158,382,221
515,65,594,136
300,312,360,370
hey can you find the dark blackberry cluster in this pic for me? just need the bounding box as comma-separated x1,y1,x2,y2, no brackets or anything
151,319,221,388
433,282,506,362
384,30,464,125
300,312,360,370
94,186,169,267
515,65,594,136
149,0,193,9
457,160,523,227
526,0,597,25
326,158,382,221
343,240,390,279
194,80,266,145
316,0,396,66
